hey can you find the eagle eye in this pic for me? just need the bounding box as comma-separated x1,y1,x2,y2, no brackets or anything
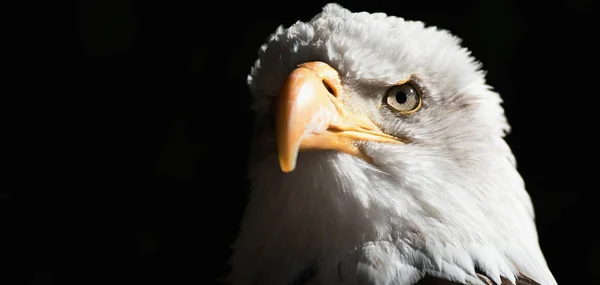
384,82,422,114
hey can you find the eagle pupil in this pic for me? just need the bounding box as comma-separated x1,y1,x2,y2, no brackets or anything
395,91,407,104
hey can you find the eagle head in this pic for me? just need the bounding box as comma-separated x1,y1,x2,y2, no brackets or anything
230,4,556,285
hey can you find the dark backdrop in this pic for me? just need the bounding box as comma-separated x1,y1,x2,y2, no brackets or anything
14,0,598,284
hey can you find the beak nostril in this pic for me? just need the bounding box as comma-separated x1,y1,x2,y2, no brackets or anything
322,80,335,96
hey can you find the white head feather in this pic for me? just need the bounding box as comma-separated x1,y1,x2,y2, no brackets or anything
230,3,556,285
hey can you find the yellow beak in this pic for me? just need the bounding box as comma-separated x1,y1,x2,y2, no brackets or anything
275,61,402,173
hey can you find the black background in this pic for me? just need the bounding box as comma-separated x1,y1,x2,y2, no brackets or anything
11,0,598,284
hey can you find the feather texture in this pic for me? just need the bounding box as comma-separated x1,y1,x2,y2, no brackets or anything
230,4,557,285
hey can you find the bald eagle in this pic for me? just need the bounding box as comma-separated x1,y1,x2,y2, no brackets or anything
229,4,557,285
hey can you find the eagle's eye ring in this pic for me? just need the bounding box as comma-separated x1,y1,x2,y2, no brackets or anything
384,82,422,114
